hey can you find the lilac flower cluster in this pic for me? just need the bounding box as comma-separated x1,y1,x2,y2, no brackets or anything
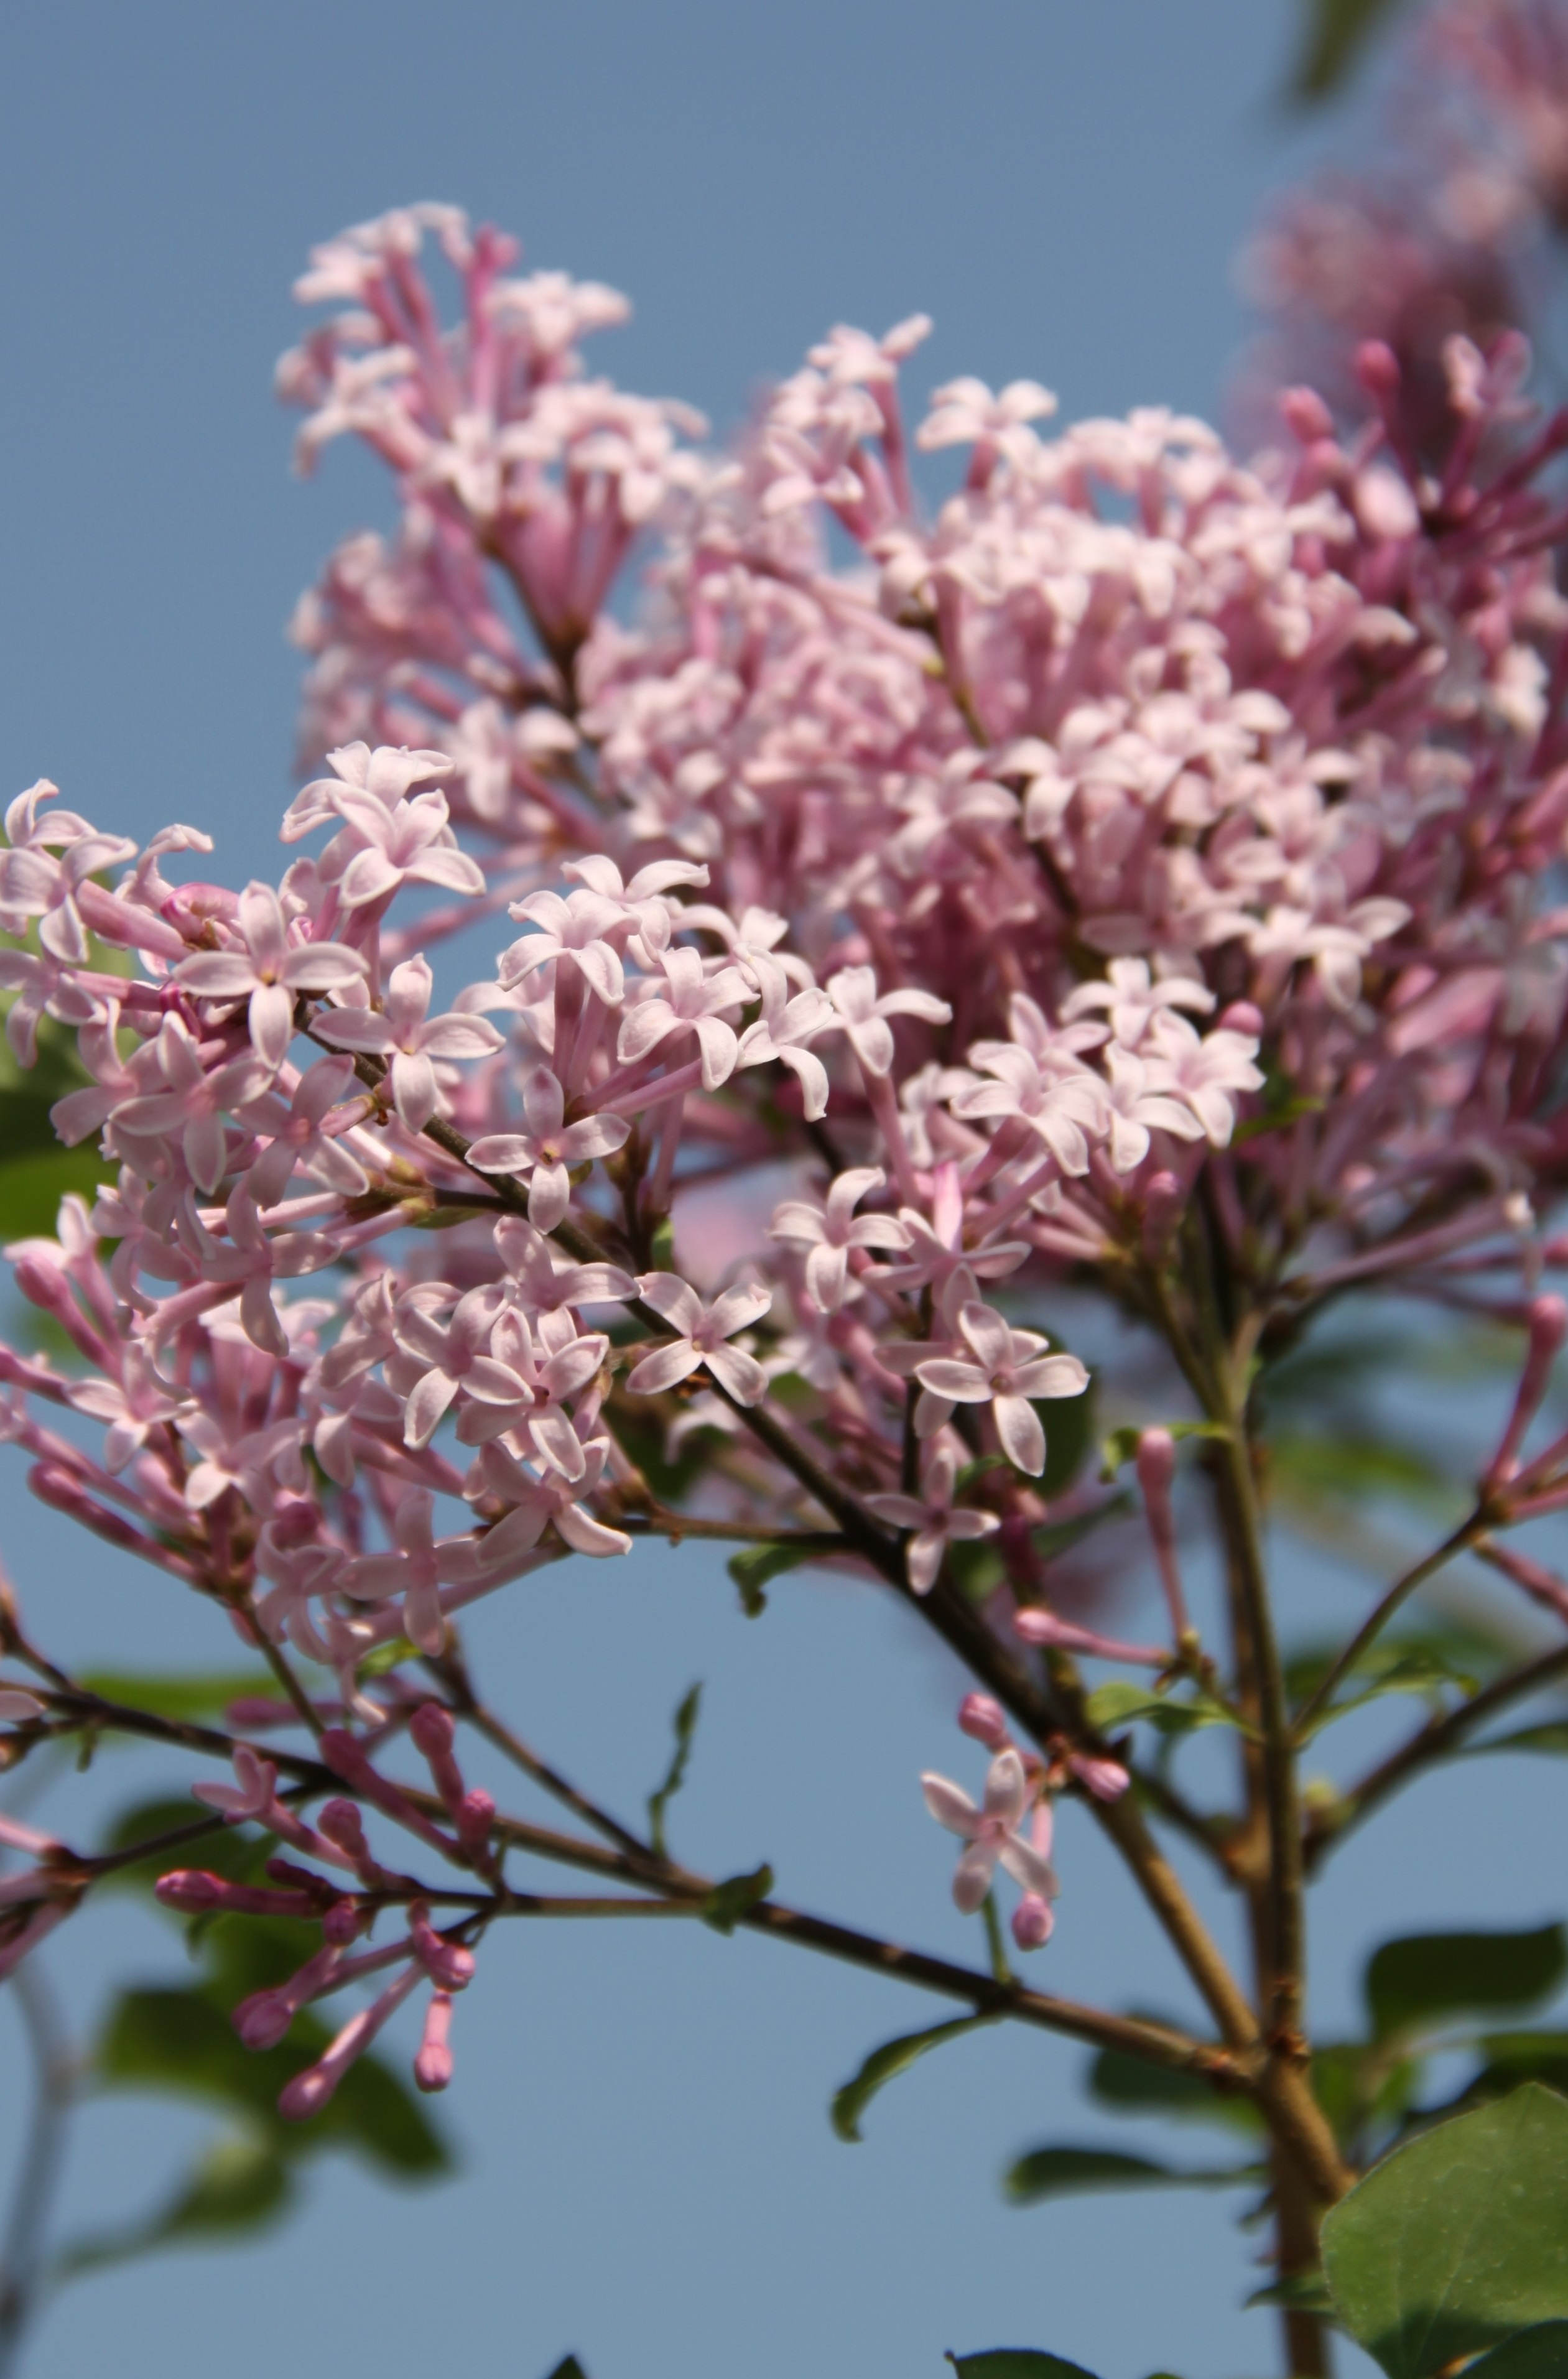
2,195,1568,2129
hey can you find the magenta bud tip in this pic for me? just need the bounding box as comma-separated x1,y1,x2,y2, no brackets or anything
410,1701,456,1757
415,2047,454,2092
957,1693,1009,1749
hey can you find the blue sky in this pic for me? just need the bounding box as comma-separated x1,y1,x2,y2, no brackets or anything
5,7,1558,2378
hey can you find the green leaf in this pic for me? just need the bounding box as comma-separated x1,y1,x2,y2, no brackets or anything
1321,2084,1568,2377
1464,2032,1568,2105
1463,2327,1568,2379
80,1671,276,1723
1086,2042,1263,2135
0,1139,116,1241
646,1681,701,1859
700,1862,772,1934
726,1541,812,1615
830,2013,995,2143
94,1796,274,1893
544,2362,590,2379
357,1636,419,1679
1365,1926,1566,2042
1099,1421,1228,1480
1003,2145,1261,2204
54,2134,295,2276
1471,1724,1568,1759
1246,2269,1338,2317
1038,1372,1094,1499
96,1983,447,2175
1085,1680,1250,1738
1271,1427,1454,1517
947,2356,1103,2379
1031,1492,1133,1566
1292,0,1409,100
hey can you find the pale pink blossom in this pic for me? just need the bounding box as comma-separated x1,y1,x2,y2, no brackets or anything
768,1167,909,1310
865,1440,1000,1592
466,1068,631,1230
626,1274,773,1404
920,1748,1059,1913
313,956,504,1129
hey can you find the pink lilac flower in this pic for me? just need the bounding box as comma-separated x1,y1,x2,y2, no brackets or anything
865,1440,1000,1592
919,1748,1059,1913
313,956,504,1129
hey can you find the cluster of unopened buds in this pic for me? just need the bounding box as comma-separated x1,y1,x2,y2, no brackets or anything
3,192,1568,2120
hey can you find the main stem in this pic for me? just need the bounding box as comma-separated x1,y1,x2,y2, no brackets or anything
1193,1233,1332,2379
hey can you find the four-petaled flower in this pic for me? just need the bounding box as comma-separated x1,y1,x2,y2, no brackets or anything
616,947,751,1090
769,1167,909,1310
466,1069,631,1231
908,1301,1087,1477
825,965,952,1078
313,956,504,1130
920,1749,1059,1913
175,882,367,1068
626,1274,773,1405
866,1440,1000,1593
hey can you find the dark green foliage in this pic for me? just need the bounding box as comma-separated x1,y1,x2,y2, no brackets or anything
1322,2086,1568,2377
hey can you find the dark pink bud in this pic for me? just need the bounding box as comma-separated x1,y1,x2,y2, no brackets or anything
1281,386,1334,443
234,1991,294,2051
1011,1894,1054,1950
409,1702,455,1760
415,1990,455,2094
1355,340,1401,399
279,2066,338,2122
322,1898,362,1945
455,1789,494,1857
318,1799,369,1853
957,1694,1010,1750
155,1868,223,1910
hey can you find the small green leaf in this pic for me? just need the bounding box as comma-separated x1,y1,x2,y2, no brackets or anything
1365,1926,1566,2043
1471,1724,1568,1759
1464,2032,1568,2105
1462,2327,1568,2378
830,2013,995,2144
726,1541,812,1615
1031,1493,1133,1565
1321,2084,1568,2377
1085,1681,1248,1738
1038,1372,1094,1499
1099,1421,1228,1480
95,1796,273,1893
96,1983,447,2175
646,1681,701,1859
357,1636,419,1679
80,1671,276,1722
54,2134,295,2276
1003,2145,1261,2204
1245,2270,1337,2316
544,2361,590,2379
1086,2042,1263,2135
948,2352,1102,2379
1292,0,1409,101
700,1862,772,1934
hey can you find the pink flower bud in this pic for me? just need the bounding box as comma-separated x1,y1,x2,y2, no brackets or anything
154,1870,225,1909
957,1694,1010,1750
318,1799,369,1853
1217,1001,1264,1037
415,1990,455,2093
1010,1893,1054,1950
1067,1751,1131,1802
322,1897,363,1945
234,1991,295,2051
456,1788,494,1858
409,1702,456,1759
1281,386,1334,443
1356,340,1401,399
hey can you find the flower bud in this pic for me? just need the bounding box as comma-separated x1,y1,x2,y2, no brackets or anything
957,1694,1009,1750
1010,1894,1055,1950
